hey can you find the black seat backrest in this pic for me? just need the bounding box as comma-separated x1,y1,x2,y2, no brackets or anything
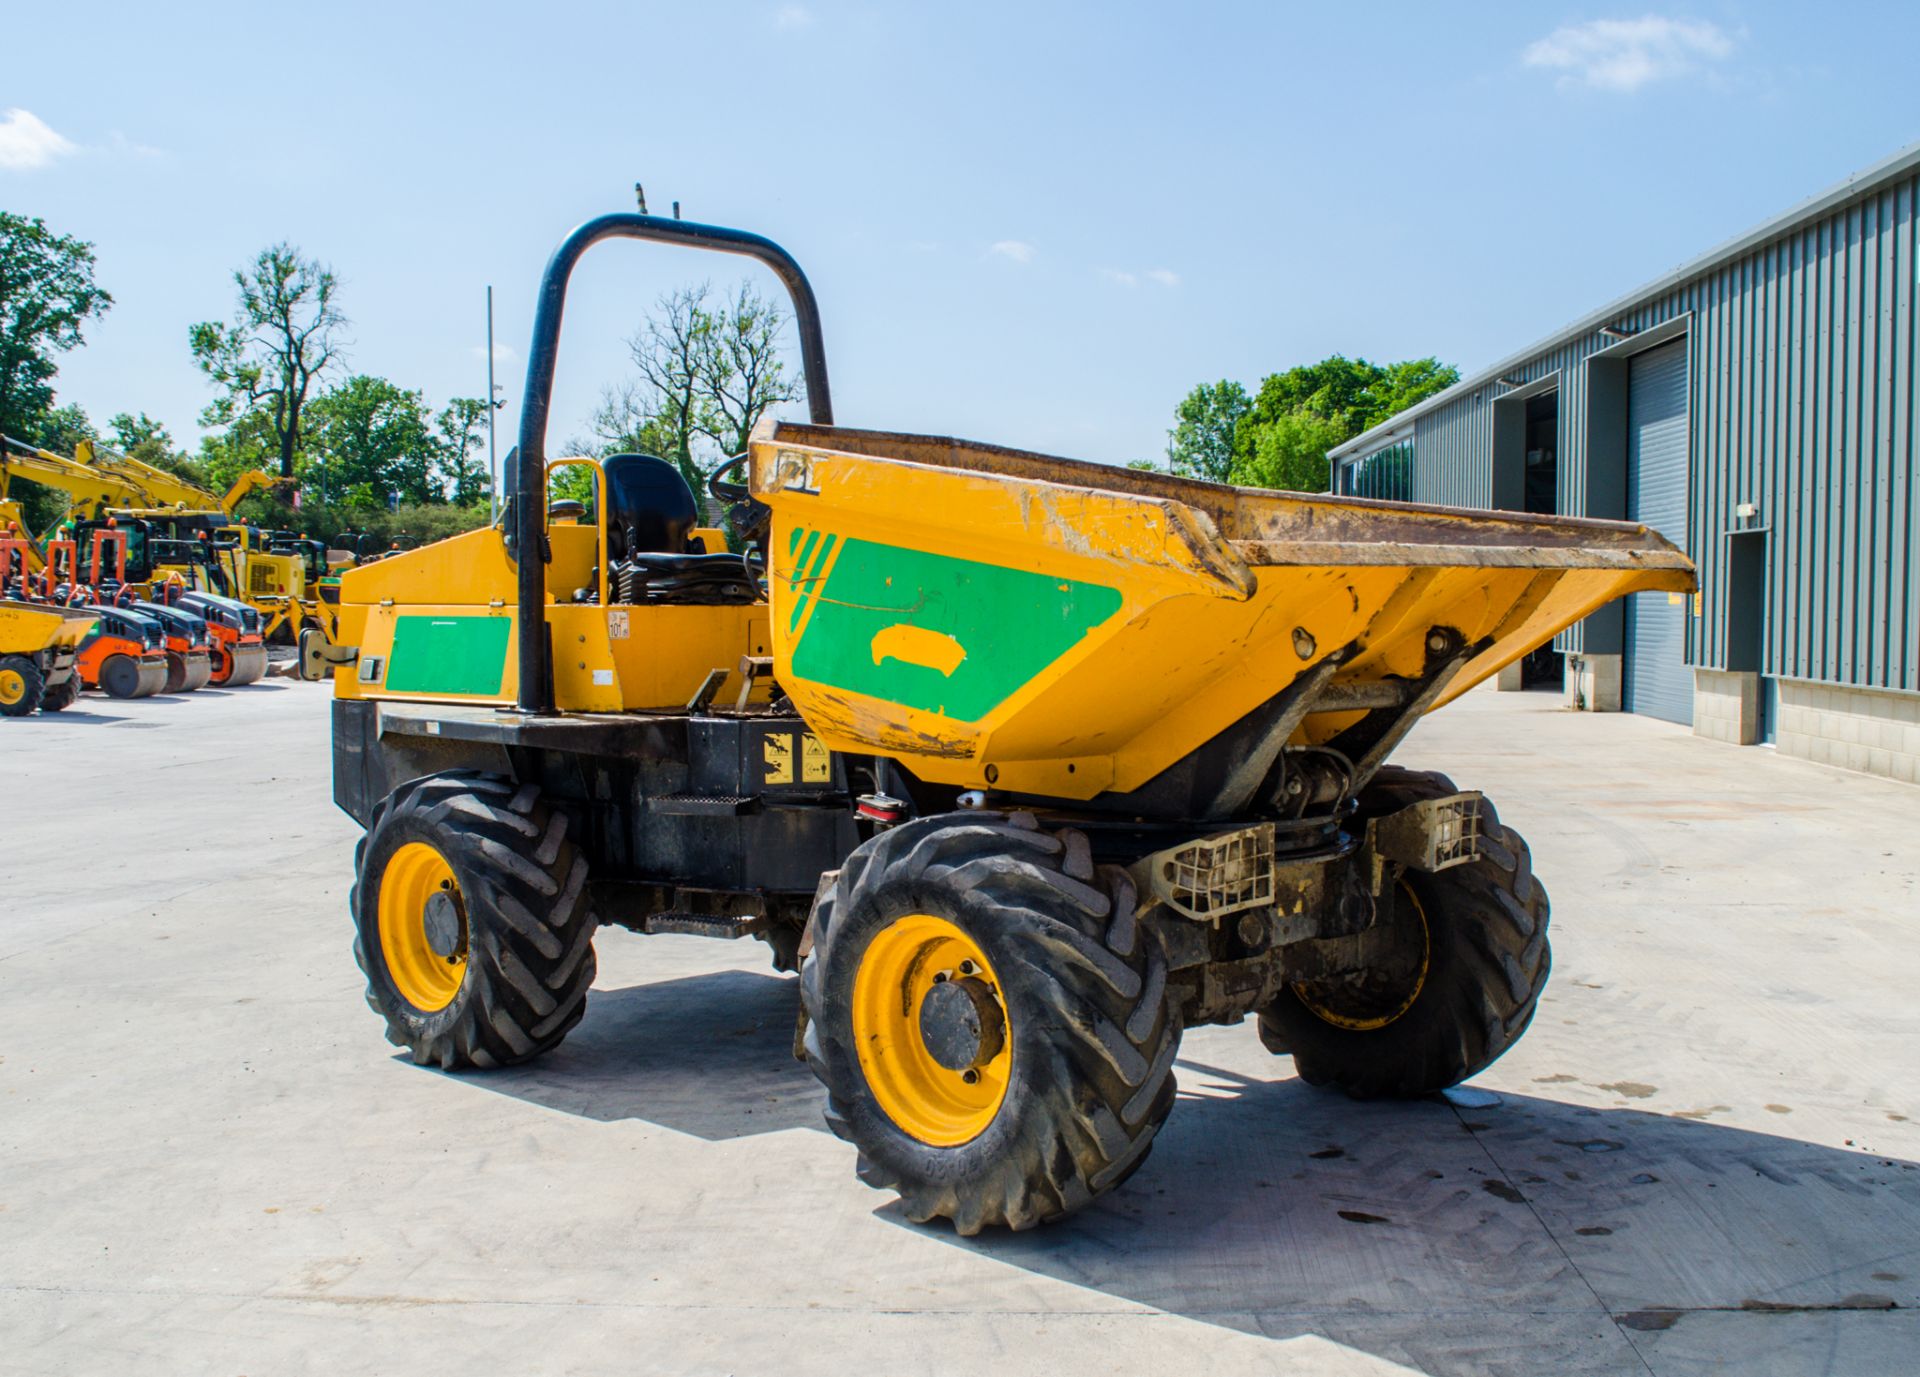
603,454,697,561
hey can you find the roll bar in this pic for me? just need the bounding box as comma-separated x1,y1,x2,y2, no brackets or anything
513,213,832,713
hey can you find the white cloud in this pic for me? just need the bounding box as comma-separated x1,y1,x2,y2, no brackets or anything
988,239,1036,265
106,130,165,159
471,343,517,365
0,108,77,172
773,5,815,29
1099,266,1179,289
1523,16,1735,92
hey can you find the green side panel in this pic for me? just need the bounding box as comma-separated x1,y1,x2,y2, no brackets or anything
385,615,510,696
788,532,1121,722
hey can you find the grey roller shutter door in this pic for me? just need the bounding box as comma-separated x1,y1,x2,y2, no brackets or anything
1625,339,1692,725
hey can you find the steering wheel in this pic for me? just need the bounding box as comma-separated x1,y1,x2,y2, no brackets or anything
707,453,751,506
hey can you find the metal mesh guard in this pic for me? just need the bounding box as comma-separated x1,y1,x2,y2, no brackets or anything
1429,795,1484,869
1155,826,1275,922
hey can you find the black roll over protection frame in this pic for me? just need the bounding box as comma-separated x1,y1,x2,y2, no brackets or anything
511,213,834,714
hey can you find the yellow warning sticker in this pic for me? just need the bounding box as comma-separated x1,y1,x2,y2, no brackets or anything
763,733,794,785
801,733,831,783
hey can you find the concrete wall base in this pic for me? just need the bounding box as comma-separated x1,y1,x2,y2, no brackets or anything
1694,669,1760,745
1774,680,1920,785
1565,653,1621,712
1496,663,1525,692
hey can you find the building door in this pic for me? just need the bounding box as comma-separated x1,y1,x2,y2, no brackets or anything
1624,339,1692,724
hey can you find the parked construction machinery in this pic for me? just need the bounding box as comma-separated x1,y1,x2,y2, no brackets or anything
326,214,1695,1233
74,603,168,699
0,599,95,716
2,433,318,644
174,591,268,686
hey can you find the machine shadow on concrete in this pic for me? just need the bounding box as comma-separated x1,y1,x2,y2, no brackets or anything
469,972,1918,1375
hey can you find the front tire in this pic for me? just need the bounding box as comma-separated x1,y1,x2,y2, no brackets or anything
0,655,45,717
352,771,597,1070
803,813,1179,1234
1258,768,1551,1098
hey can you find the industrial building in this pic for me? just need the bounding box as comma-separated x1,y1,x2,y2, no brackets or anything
1330,142,1920,785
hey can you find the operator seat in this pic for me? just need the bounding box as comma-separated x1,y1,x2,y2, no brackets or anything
602,454,758,606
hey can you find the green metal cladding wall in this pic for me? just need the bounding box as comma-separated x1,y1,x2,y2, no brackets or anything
1382,171,1918,691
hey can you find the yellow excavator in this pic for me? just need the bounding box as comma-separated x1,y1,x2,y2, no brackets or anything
71,440,316,641
3,433,318,642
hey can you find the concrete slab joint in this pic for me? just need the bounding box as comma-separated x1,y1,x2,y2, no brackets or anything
1564,653,1621,713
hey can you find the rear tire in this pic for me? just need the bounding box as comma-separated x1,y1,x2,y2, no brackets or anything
1257,768,1551,1098
39,676,79,713
0,655,45,717
803,813,1179,1233
352,771,597,1070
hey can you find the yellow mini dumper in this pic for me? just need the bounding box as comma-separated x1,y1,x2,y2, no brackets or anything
328,214,1694,1233
0,600,97,716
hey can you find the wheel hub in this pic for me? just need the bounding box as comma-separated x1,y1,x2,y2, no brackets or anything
918,975,1005,1072
377,841,468,1011
850,914,1013,1146
423,888,466,960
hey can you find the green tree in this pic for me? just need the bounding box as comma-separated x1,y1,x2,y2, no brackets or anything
107,410,205,484
589,379,680,458
1165,379,1250,483
36,401,96,456
1177,354,1460,494
1369,357,1457,420
434,397,492,507
1228,406,1353,493
628,284,721,491
189,244,346,478
699,280,801,458
302,375,439,507
0,214,112,448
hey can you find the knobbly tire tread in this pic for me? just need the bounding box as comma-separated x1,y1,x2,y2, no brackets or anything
801,812,1180,1234
1258,766,1552,1098
39,675,78,713
0,654,45,717
352,770,596,1071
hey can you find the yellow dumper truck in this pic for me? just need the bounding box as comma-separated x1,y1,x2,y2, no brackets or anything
326,214,1693,1233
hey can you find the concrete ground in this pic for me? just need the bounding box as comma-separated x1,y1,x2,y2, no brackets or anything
2,681,1916,1377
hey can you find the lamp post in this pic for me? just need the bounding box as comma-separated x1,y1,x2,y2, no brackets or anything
486,285,506,522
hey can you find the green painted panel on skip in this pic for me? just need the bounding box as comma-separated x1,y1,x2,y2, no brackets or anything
386,615,510,696
788,533,1121,722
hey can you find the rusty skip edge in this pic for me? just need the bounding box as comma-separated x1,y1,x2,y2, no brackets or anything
758,423,1696,587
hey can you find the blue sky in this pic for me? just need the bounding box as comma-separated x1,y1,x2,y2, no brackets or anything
3,2,1916,471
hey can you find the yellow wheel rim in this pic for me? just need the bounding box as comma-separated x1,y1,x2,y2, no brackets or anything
1293,882,1431,1031
851,914,1011,1147
377,841,467,1012
0,669,24,706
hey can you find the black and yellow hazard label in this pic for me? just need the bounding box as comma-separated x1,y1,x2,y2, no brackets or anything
801,733,831,783
763,732,794,784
